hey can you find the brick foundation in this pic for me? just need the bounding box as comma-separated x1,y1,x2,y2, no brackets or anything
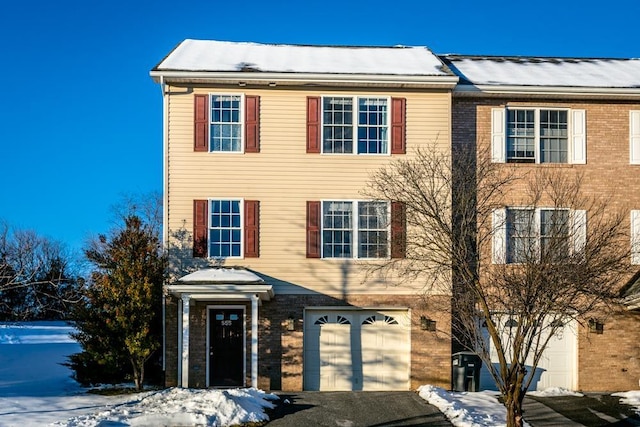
165,292,452,391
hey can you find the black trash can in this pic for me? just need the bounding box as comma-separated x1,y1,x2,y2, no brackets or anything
452,351,482,392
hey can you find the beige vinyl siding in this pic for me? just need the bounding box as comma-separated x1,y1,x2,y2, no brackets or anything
166,86,452,295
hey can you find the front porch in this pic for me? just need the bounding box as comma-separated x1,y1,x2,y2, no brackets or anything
165,268,273,388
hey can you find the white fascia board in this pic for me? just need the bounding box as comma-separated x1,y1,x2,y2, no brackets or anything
453,84,640,99
166,284,274,300
150,70,459,88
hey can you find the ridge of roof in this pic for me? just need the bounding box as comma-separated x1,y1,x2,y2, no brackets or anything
440,53,639,62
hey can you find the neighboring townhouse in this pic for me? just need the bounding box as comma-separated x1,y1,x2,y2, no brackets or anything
150,40,458,391
441,54,640,392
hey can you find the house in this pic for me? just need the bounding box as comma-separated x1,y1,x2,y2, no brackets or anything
441,54,640,391
150,40,458,391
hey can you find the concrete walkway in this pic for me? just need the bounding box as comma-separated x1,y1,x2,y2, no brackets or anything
266,391,452,426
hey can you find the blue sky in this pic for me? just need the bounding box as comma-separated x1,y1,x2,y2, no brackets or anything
1,0,638,252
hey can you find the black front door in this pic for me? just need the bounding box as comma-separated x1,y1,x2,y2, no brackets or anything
209,308,244,387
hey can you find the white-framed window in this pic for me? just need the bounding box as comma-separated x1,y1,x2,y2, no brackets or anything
632,210,640,265
209,199,243,257
630,111,640,164
210,94,243,152
493,207,585,264
492,107,586,164
321,200,389,258
322,96,389,154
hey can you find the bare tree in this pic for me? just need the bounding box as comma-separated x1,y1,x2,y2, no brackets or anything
365,144,632,427
0,221,82,319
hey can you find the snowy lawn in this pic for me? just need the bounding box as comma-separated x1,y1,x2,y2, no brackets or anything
0,322,277,426
2,321,640,427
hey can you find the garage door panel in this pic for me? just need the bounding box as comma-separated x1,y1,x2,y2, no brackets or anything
480,318,577,391
304,309,410,391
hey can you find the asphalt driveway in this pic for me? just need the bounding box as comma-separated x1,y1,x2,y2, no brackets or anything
525,393,640,426
266,391,452,426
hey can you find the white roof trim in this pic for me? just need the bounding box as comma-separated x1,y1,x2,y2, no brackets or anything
150,70,458,88
453,84,640,99
169,268,273,301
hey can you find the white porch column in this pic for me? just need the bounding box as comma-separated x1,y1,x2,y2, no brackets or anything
181,294,191,388
251,294,259,388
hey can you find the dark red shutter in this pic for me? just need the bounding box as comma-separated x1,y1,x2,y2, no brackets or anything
244,200,259,257
193,200,208,258
391,98,406,154
391,201,406,258
306,201,321,258
194,94,209,152
307,97,321,153
245,95,260,153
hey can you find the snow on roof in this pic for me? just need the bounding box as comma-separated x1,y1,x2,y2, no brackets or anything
178,268,264,284
154,39,450,76
441,55,640,88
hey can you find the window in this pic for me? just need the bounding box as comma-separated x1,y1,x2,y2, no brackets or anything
322,97,389,154
632,210,640,265
506,109,568,163
210,95,242,152
492,107,585,164
631,111,640,164
209,200,242,257
503,208,571,263
192,199,260,259
194,94,260,153
321,200,389,258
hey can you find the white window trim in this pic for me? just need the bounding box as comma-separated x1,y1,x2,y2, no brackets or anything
320,199,391,259
494,207,584,264
320,95,391,156
630,111,640,165
208,198,244,259
208,93,245,154
632,210,640,265
492,107,586,164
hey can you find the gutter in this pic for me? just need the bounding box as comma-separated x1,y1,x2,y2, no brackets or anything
149,70,459,89
453,84,640,99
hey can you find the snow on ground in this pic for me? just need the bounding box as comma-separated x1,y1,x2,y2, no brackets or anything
613,391,640,415
0,322,276,426
418,385,514,427
527,387,583,397
2,321,640,427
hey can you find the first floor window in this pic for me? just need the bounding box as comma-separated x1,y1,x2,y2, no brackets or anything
209,200,242,257
506,208,570,263
322,200,388,258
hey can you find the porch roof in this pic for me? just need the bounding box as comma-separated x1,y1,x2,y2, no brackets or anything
167,268,274,302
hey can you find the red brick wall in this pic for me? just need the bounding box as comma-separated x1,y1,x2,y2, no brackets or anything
454,97,640,392
578,310,640,391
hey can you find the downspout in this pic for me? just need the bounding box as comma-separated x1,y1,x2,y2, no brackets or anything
160,74,168,372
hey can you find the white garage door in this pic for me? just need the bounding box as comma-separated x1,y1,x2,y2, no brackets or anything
303,309,411,391
480,319,577,391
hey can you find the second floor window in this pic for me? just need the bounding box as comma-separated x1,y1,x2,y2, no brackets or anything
210,95,242,152
507,109,568,163
322,200,389,258
492,107,585,164
322,97,389,154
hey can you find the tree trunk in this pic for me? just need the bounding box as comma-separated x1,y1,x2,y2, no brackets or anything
131,357,143,391
504,376,526,427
